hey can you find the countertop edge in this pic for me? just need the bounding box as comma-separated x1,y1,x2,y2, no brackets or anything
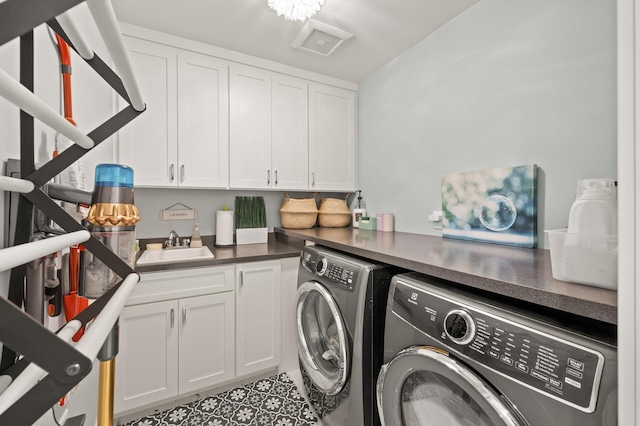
135,233,302,273
275,227,617,325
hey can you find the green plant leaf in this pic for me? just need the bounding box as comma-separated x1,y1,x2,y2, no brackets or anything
235,196,266,229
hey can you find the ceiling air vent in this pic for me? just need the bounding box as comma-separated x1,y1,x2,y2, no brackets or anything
292,20,353,56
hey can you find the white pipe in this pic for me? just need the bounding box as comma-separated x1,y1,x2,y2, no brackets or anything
0,320,82,413
0,69,94,149
86,0,145,112
0,176,34,194
56,12,95,60
0,231,90,272
74,273,139,360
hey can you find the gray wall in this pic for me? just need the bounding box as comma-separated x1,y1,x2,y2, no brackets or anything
134,189,351,239
357,0,617,248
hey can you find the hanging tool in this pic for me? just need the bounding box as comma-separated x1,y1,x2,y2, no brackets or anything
53,32,90,339
53,32,87,220
44,252,62,317
64,244,89,342
54,33,76,128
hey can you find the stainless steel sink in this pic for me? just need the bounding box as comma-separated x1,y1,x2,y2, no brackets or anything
136,246,214,266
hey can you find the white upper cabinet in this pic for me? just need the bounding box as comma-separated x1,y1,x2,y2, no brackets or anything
272,74,309,190
117,29,356,192
118,37,178,186
309,83,357,192
229,66,310,190
177,52,229,188
118,37,229,188
229,64,272,189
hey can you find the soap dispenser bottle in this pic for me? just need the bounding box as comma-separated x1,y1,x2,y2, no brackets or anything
190,223,203,247
352,190,367,228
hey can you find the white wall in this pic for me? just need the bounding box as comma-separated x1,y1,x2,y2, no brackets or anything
357,0,617,248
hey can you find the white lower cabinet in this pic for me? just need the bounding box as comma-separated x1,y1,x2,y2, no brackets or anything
114,259,290,416
114,266,235,415
235,260,282,377
115,300,179,412
178,292,235,394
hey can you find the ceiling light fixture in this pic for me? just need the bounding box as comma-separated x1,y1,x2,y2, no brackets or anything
267,0,325,22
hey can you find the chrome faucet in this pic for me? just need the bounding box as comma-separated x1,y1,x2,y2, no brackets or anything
167,230,180,248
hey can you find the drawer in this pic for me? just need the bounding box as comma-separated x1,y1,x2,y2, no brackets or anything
127,265,235,305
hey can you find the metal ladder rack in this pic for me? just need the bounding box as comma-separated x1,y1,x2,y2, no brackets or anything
0,0,146,423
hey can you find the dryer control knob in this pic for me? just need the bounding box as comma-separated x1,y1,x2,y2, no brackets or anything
316,258,328,276
444,309,476,345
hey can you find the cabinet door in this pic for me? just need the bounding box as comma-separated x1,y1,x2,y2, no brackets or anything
309,83,356,191
229,64,272,189
272,74,309,190
178,52,229,188
118,37,178,187
236,261,282,377
179,292,235,394
115,300,179,414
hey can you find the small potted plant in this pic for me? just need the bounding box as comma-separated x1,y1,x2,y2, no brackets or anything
235,196,268,245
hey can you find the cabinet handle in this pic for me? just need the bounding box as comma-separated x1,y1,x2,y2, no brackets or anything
312,172,315,187
240,271,244,288
267,169,270,185
275,170,278,185
182,306,187,326
180,164,185,183
170,164,175,182
170,308,175,328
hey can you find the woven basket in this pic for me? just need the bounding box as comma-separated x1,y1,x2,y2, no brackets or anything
279,194,318,229
318,196,351,228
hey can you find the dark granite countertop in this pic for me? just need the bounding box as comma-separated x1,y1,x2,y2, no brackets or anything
135,233,302,273
274,227,617,325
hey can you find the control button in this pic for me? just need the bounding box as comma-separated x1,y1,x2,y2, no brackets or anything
567,358,584,372
565,377,582,389
488,350,499,359
531,369,549,383
515,361,529,373
566,368,583,379
549,378,563,389
444,309,476,345
500,355,514,366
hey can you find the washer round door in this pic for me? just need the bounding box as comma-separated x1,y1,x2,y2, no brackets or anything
296,281,350,396
377,346,528,426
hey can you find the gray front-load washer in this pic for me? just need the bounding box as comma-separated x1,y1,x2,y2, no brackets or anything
296,246,397,426
377,272,617,425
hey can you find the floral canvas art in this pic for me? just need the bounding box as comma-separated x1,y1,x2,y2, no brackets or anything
441,164,538,248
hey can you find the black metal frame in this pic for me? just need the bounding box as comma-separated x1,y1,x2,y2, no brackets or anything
0,0,145,423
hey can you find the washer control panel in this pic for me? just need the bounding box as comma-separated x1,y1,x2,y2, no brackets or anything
392,279,605,412
301,251,357,291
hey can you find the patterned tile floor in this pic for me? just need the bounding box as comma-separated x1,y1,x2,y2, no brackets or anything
120,372,320,426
